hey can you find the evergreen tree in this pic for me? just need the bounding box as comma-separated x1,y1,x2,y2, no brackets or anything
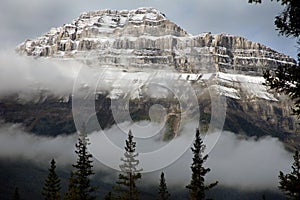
278,150,300,199
64,172,80,200
157,172,171,200
115,130,142,200
249,0,300,117
104,191,114,200
42,159,61,200
65,124,96,200
186,129,218,200
249,0,300,37
12,187,20,200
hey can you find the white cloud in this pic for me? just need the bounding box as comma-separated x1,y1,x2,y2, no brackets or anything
0,51,80,99
206,132,292,190
153,131,293,191
0,123,77,166
0,122,293,191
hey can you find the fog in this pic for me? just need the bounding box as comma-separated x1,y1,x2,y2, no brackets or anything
0,51,83,98
0,51,196,102
0,122,292,191
156,131,292,191
0,123,77,166
0,0,296,192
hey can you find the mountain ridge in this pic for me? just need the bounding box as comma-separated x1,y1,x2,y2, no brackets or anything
5,7,300,149
16,7,295,76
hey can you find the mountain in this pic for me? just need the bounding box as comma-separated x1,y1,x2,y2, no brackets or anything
0,7,299,200
17,7,294,74
1,7,298,148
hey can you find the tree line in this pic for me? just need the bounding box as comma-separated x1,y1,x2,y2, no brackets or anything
12,0,300,199
12,126,300,200
39,128,217,200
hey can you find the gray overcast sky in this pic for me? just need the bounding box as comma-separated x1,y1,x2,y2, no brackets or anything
0,0,298,59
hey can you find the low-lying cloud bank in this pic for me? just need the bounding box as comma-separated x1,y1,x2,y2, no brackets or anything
207,132,292,190
157,131,292,191
0,124,77,166
0,122,293,191
0,51,202,103
0,51,80,98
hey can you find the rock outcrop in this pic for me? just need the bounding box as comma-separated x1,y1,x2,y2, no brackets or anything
17,7,295,76
7,7,300,149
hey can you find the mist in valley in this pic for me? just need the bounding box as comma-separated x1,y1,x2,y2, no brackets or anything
0,121,292,193
0,51,294,199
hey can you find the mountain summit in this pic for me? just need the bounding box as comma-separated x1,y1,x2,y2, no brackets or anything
11,8,300,148
17,7,295,76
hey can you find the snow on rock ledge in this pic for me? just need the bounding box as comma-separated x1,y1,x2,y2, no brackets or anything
16,8,296,77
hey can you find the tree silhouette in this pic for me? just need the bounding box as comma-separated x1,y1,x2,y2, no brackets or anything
157,172,171,200
104,192,114,200
65,124,96,200
186,129,218,200
115,130,142,200
278,150,300,199
42,159,61,200
249,0,300,37
249,0,300,117
64,172,80,200
12,187,20,200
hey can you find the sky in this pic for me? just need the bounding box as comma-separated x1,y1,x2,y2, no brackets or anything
0,0,298,59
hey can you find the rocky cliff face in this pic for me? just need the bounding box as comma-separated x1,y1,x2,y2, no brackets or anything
6,7,299,149
17,7,295,76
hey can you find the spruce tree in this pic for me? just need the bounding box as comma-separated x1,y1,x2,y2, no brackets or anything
186,129,218,200
249,0,300,117
12,187,20,200
157,172,171,200
115,130,142,200
104,192,114,200
65,124,96,200
278,150,300,200
42,159,61,200
64,172,80,200
249,0,300,37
